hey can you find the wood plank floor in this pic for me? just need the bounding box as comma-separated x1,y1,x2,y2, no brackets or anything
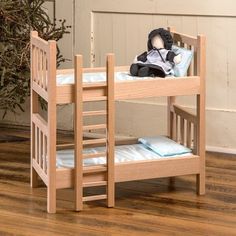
0,127,235,236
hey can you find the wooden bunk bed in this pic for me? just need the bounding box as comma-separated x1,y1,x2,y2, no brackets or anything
30,28,206,213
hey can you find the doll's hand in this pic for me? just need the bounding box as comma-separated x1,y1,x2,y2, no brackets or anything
173,54,182,64
133,55,138,63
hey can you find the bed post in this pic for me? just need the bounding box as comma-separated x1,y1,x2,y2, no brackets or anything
75,55,83,211
196,35,206,195
167,27,176,186
30,31,39,188
107,54,115,208
167,26,176,140
47,40,57,213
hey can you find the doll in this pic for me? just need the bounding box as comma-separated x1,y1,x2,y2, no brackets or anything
130,28,181,78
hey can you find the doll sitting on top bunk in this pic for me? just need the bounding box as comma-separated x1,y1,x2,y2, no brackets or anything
130,28,182,78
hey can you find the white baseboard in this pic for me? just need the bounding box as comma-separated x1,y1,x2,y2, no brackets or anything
206,146,236,155
116,100,236,151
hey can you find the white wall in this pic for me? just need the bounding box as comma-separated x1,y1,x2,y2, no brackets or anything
1,0,236,153
72,0,236,152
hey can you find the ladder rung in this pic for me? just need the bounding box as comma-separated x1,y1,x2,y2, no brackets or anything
83,165,107,174
83,194,107,202
56,143,74,149
83,138,107,146
83,124,107,131
84,96,107,102
83,82,107,88
83,152,107,159
83,181,107,188
83,110,107,117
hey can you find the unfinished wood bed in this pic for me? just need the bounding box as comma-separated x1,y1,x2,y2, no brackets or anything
30,28,206,213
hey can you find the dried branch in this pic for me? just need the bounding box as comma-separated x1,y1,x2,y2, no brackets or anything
0,0,71,117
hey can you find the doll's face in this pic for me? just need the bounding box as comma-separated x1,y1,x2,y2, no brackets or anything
151,35,164,49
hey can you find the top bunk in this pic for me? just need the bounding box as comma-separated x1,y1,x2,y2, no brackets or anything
30,29,206,104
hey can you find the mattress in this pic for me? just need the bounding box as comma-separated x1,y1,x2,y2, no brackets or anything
56,71,175,85
56,143,191,169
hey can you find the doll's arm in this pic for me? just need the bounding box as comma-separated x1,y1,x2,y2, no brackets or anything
166,51,181,64
137,51,148,62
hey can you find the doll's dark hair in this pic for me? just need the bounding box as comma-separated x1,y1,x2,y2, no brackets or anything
147,28,173,51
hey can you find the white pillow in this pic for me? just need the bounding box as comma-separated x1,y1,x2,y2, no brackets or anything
138,135,192,157
172,45,193,77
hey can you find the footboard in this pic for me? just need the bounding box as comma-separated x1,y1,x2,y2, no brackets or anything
169,104,198,154
31,31,56,102
30,31,57,213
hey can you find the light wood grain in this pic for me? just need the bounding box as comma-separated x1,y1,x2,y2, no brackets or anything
30,31,40,189
56,76,201,104
196,35,206,195
47,39,57,213
30,30,205,213
74,55,84,211
106,54,115,207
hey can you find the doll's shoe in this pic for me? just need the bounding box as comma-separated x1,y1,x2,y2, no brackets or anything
138,67,150,77
130,64,139,76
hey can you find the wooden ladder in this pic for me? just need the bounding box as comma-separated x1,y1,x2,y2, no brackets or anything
74,54,115,211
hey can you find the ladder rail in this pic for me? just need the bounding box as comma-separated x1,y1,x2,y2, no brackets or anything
75,55,83,211
74,54,115,211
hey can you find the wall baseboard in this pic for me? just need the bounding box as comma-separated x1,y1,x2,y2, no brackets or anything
206,146,236,155
1,122,235,156
116,100,236,150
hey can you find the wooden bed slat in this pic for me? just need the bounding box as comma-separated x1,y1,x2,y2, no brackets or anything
180,117,185,145
187,121,192,148
171,32,198,48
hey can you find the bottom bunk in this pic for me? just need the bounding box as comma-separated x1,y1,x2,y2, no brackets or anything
55,136,200,189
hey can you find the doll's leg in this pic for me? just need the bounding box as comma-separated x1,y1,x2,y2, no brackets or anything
150,68,166,78
138,66,150,77
130,64,139,76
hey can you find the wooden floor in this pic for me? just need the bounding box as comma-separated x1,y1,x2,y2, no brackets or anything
0,127,235,236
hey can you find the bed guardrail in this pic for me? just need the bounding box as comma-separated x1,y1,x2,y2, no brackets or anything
169,104,198,154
